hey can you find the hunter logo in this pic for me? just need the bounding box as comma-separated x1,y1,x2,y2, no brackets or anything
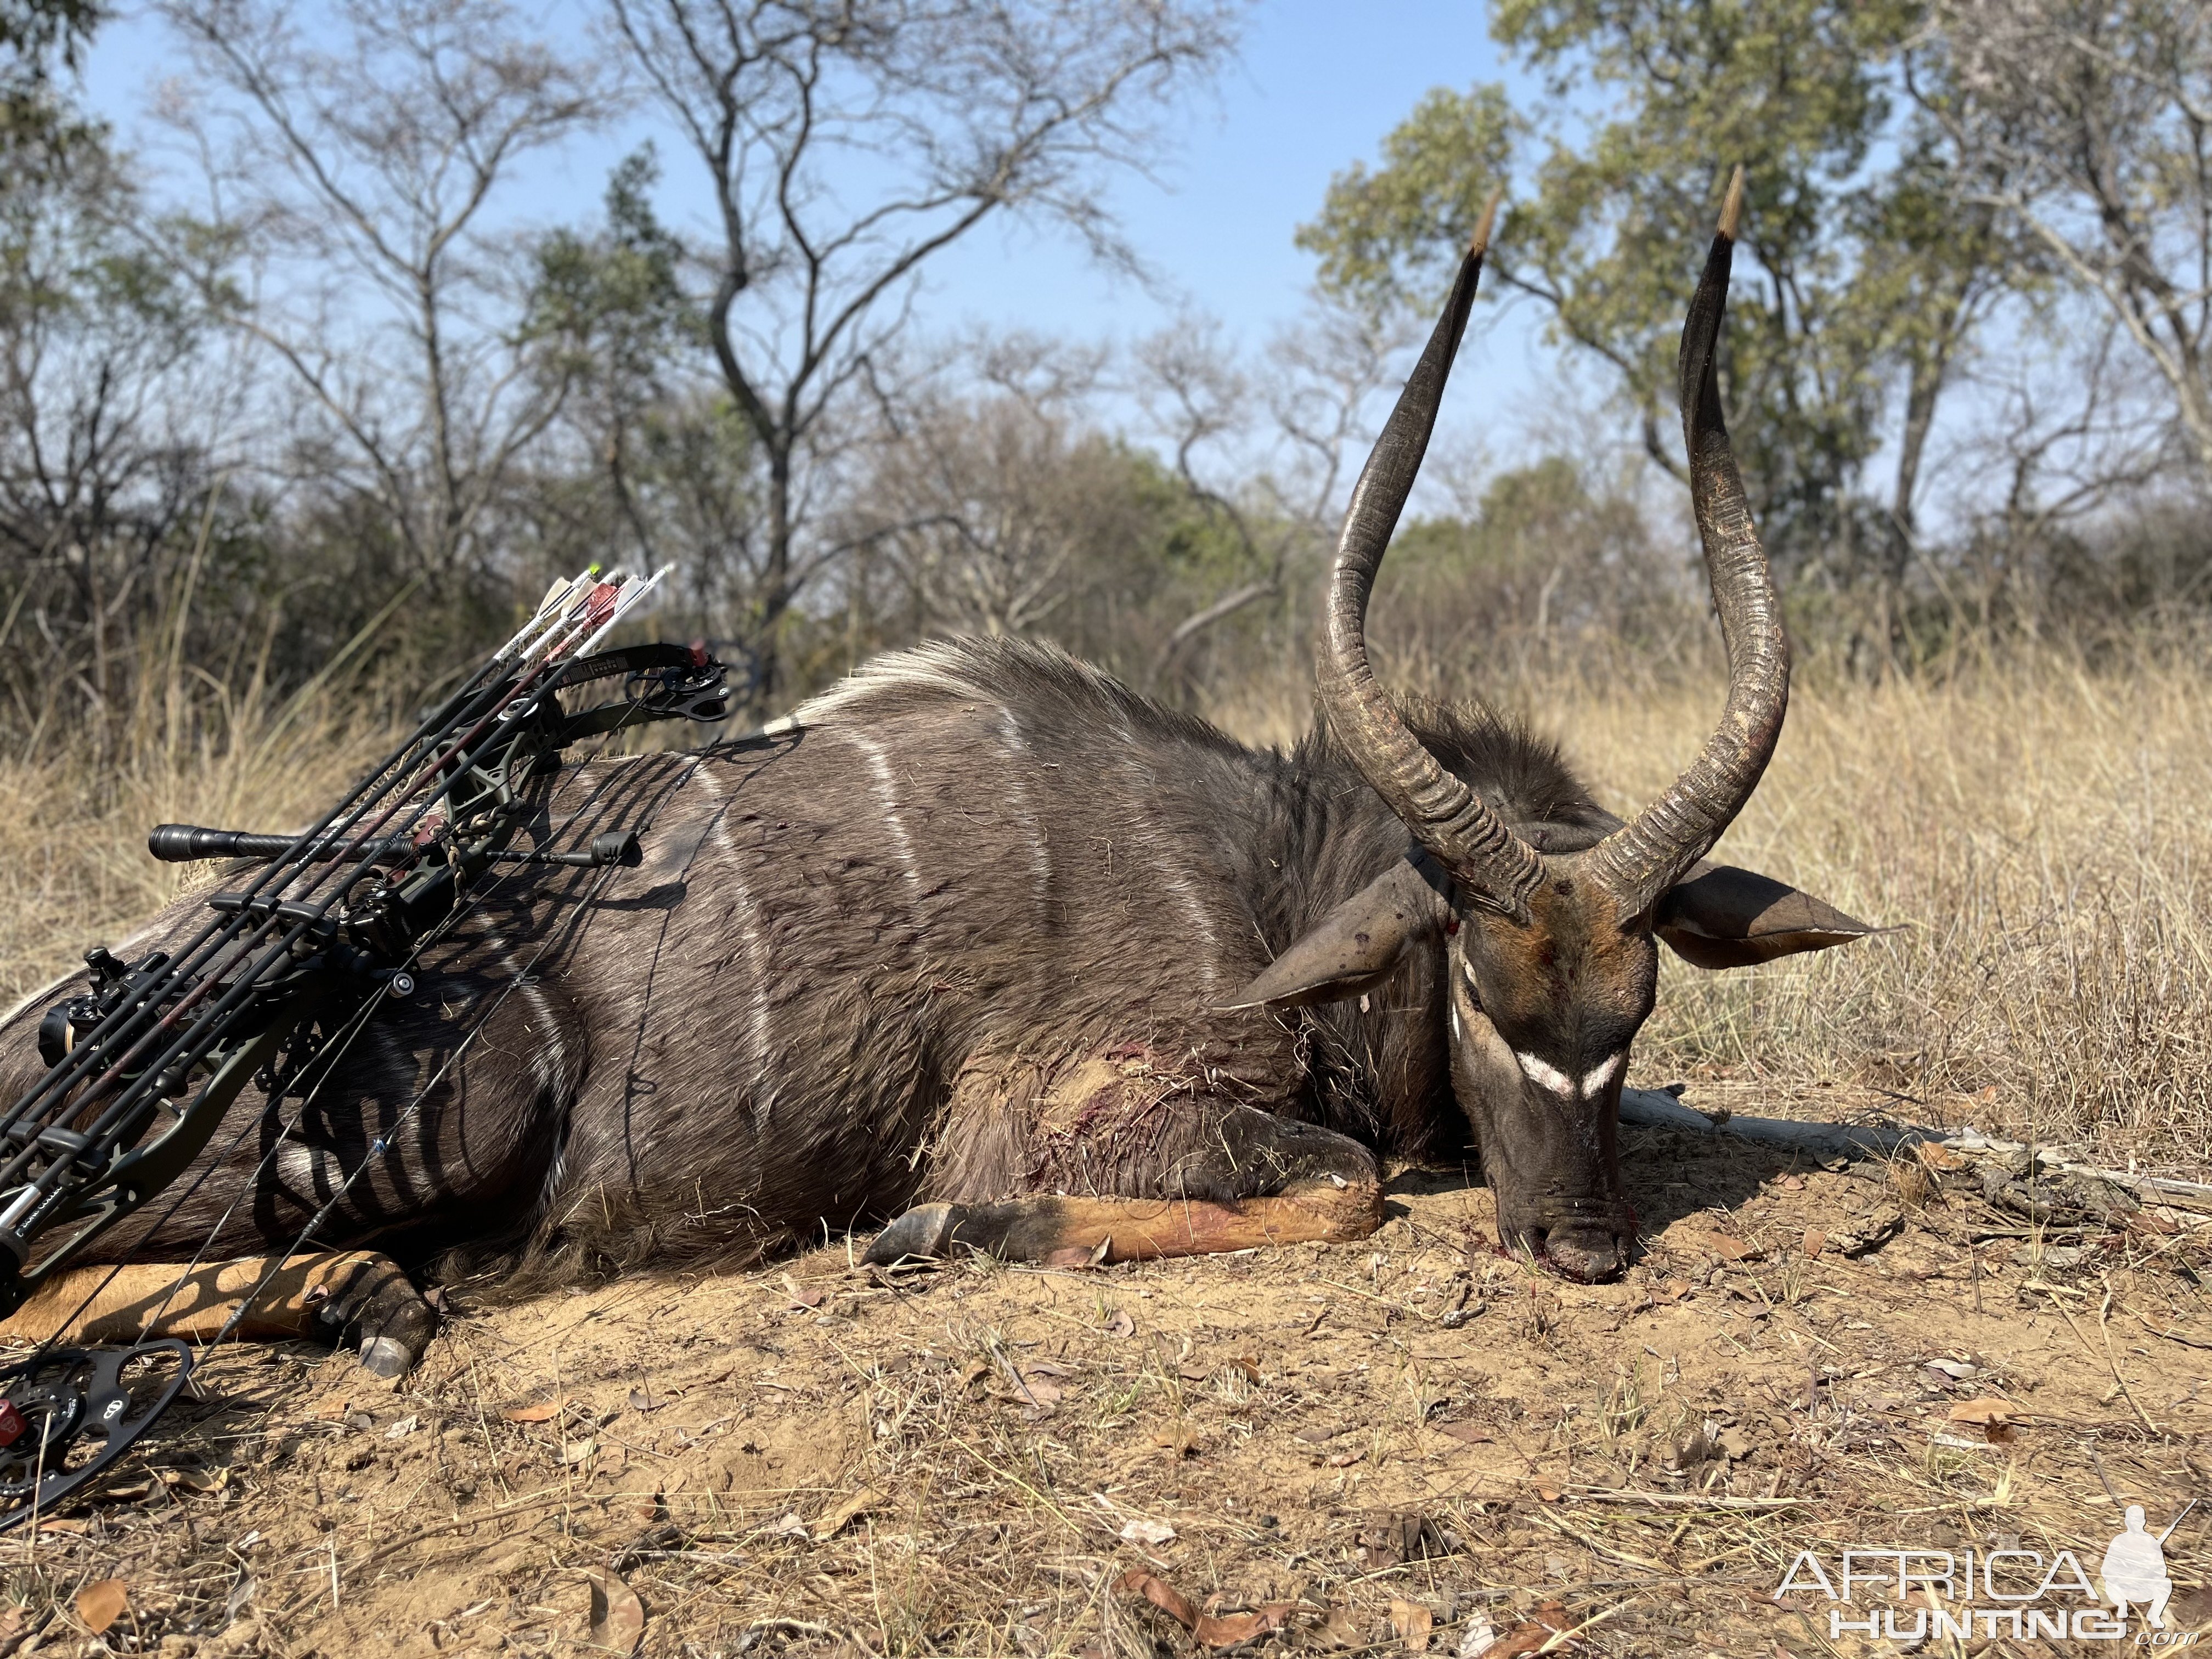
1775,1499,2201,1644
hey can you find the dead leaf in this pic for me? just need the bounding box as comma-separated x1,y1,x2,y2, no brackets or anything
1475,1600,1577,1657
1309,1619,1362,1654
311,1395,352,1421
1114,1571,1291,1648
782,1284,826,1310
1359,1513,1444,1565
1947,1397,2014,1426
159,1465,229,1494
1320,1607,1363,1650
1667,1425,1718,1469
1043,1247,1098,1269
77,1580,127,1635
559,1438,597,1466
1435,1421,1493,1445
583,1566,644,1657
1119,1517,1177,1547
1714,1427,1753,1461
1916,1139,1967,1171
1947,1396,2019,1442
1149,1424,1202,1458
1104,1309,1135,1339
503,1397,567,1423
1802,1228,1828,1259
1533,1482,1561,1502
1689,1229,1761,1261
1391,1598,1434,1652
812,1485,886,1541
1833,1205,1906,1258
36,1517,85,1535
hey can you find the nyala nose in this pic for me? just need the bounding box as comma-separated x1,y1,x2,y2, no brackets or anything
1536,1223,1628,1284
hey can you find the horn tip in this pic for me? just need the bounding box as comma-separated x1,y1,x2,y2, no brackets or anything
1717,166,1745,241
1469,190,1503,256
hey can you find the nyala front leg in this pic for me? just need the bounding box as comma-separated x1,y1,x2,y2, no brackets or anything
868,1046,1382,1266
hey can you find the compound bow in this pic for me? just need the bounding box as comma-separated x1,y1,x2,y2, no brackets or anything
0,567,726,1527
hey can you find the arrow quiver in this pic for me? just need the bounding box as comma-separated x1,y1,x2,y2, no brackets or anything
0,567,722,1526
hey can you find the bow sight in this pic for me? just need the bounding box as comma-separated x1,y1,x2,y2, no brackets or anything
0,567,722,1527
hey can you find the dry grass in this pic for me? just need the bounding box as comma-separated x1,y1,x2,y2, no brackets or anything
0,678,396,1015
1210,646,2212,1177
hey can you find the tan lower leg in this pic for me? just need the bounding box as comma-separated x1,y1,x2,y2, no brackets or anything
1042,1181,1382,1262
0,1251,418,1350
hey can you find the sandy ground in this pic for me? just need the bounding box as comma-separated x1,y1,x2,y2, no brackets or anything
19,1090,2212,1659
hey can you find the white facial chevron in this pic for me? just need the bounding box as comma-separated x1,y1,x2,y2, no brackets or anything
1514,1048,1625,1101
1581,1052,1624,1096
1515,1051,1575,1096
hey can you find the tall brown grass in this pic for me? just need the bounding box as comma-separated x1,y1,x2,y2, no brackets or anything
0,674,394,1015
5,628,2206,1174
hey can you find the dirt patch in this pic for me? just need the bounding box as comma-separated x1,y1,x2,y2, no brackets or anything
20,1097,2212,1657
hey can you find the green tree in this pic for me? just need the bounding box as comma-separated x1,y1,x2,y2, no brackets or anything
2,0,99,157
527,148,704,569
1296,0,2010,648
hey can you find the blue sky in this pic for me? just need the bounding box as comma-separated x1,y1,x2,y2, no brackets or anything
77,0,1583,473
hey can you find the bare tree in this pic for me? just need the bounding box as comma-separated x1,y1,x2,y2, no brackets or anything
1915,0,2212,477
607,0,1239,709
159,0,616,588
866,391,1149,640
0,130,227,727
1136,297,1407,688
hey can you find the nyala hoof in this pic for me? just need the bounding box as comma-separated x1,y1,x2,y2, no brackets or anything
0,1251,439,1377
863,1203,965,1265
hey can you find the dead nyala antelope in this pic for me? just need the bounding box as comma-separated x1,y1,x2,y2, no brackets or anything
0,174,1869,1368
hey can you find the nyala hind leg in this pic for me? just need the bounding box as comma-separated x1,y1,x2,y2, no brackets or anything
869,1071,1382,1266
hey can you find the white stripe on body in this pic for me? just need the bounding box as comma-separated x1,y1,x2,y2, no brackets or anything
1116,742,1218,989
995,704,1053,922
847,731,923,905
692,768,778,1130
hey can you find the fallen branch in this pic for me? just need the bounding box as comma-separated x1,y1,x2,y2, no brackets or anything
1617,1088,2212,1209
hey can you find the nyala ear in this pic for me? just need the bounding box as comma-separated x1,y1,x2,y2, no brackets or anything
1655,861,1878,970
1222,857,1453,1010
